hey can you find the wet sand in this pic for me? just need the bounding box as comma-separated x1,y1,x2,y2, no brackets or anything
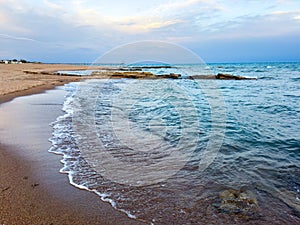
0,64,144,225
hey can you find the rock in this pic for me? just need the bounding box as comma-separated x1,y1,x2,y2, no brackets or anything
31,183,40,188
1,187,10,192
159,73,181,79
216,73,257,80
215,189,259,215
91,70,181,79
187,73,257,80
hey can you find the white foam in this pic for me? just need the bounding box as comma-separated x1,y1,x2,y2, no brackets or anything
48,82,139,222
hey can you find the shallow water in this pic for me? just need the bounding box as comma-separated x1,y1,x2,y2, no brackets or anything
50,62,300,224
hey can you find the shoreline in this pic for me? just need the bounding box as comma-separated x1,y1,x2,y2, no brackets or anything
0,63,87,104
0,64,144,224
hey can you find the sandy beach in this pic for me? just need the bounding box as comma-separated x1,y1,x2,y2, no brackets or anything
0,63,144,225
0,63,87,103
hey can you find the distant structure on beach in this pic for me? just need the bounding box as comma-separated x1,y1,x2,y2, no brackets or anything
0,59,38,64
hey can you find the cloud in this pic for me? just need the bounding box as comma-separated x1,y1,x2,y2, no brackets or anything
0,0,300,62
0,8,31,34
152,0,224,14
43,0,224,34
0,33,39,42
183,9,300,42
293,15,300,21
122,19,182,32
62,1,184,33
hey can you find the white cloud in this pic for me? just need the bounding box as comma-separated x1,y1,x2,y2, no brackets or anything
152,0,224,14
0,33,39,42
294,15,300,21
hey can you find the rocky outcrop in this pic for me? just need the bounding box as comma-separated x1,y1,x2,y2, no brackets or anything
216,73,257,80
91,69,256,80
25,66,257,80
188,73,257,80
91,71,181,79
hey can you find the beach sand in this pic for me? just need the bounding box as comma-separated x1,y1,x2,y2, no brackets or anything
0,64,144,225
0,63,85,103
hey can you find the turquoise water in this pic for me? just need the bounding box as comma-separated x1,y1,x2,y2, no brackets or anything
50,62,300,224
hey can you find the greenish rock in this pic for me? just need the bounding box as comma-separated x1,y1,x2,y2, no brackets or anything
215,189,259,216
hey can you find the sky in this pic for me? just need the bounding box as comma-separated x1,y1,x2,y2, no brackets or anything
0,0,300,63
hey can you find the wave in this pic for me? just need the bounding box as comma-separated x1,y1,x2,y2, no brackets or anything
48,63,300,224
48,83,138,220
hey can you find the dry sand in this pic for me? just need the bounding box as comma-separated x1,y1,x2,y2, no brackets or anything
0,63,144,225
0,63,86,103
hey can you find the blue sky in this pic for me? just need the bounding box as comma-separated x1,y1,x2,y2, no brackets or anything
0,0,300,63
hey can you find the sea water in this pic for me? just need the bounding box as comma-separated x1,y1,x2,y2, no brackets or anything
49,62,300,224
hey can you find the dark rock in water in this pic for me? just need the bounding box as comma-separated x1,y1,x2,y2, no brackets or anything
215,189,259,216
216,73,257,80
163,73,181,79
187,73,256,80
91,70,181,79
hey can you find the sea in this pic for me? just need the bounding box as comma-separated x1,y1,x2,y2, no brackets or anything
49,62,300,224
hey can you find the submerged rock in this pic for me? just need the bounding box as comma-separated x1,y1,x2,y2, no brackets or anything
215,189,259,216
187,75,216,79
188,73,257,80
